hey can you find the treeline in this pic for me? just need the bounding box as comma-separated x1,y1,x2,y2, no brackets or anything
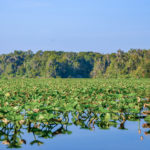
0,49,150,78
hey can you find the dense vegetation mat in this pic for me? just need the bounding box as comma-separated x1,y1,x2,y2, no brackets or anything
0,78,150,148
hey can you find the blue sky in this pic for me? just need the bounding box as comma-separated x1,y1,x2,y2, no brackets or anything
0,0,150,54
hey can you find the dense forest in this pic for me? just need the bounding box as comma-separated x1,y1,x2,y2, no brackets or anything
0,49,149,78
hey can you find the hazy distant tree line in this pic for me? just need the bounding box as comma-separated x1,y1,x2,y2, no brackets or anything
0,49,149,78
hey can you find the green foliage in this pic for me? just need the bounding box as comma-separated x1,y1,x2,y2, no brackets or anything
0,78,150,148
0,49,149,78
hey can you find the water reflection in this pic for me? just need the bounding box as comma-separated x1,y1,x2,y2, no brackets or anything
0,110,150,148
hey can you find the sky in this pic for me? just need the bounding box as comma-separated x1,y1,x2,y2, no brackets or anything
0,0,150,54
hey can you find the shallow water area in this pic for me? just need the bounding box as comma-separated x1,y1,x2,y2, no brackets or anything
0,78,150,150
0,119,150,150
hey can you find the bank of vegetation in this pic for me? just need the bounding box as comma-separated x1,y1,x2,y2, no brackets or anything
0,49,149,78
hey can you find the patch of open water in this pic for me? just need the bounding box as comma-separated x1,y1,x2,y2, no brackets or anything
0,119,150,150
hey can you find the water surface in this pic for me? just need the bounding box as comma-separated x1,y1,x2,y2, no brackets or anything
0,119,150,150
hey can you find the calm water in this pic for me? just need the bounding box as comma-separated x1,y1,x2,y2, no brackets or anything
0,119,150,150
